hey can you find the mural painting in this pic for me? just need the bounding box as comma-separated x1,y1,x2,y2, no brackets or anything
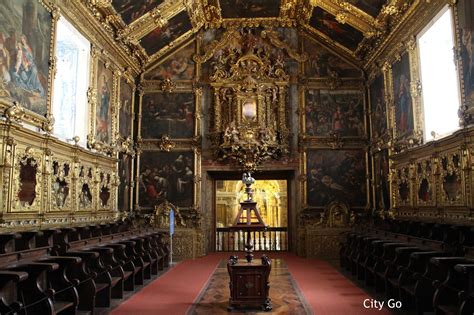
118,153,131,211
141,92,194,139
140,11,192,56
304,37,362,78
111,0,164,25
220,0,281,18
95,60,114,144
0,0,51,115
373,149,390,211
145,42,195,80
309,7,364,51
458,0,474,106
139,151,194,208
369,74,387,140
307,149,367,207
392,53,413,138
305,90,365,137
119,78,133,138
347,0,387,17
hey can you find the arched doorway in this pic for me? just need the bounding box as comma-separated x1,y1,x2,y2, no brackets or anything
213,173,290,252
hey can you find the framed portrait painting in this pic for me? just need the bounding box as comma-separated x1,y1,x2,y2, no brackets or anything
0,0,53,118
95,60,115,145
392,53,414,139
306,149,367,208
138,151,194,208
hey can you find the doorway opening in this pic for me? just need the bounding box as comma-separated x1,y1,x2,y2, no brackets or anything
215,179,288,251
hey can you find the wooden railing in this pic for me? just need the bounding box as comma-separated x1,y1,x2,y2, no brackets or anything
215,227,288,251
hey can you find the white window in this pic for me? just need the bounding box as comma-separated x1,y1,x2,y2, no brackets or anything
53,17,90,146
418,6,461,142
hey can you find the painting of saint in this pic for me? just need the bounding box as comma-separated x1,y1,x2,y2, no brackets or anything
392,53,413,138
220,0,281,18
307,149,367,207
309,7,364,51
119,78,133,139
96,61,114,144
369,74,387,140
0,0,51,115
140,11,192,56
141,92,194,139
111,0,164,25
305,90,365,137
139,151,194,208
457,0,474,106
305,38,362,78
118,153,132,211
373,149,390,211
144,42,195,80
346,0,387,17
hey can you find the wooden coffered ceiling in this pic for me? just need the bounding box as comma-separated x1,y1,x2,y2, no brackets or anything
88,0,416,71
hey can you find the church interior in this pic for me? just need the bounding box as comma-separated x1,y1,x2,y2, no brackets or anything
0,0,473,314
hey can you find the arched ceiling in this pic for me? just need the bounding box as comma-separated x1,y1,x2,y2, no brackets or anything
90,0,414,70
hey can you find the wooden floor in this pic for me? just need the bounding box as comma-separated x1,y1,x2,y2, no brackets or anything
187,259,312,315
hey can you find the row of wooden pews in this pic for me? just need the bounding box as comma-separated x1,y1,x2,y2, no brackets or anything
340,219,474,314
0,222,170,315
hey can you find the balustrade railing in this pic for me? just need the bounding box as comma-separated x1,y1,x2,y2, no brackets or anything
215,227,288,251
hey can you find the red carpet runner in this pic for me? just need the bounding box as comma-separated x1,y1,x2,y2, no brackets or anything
111,253,392,315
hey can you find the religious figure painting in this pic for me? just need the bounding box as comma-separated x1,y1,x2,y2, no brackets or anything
307,149,367,208
139,151,194,208
111,0,164,25
0,0,51,115
144,42,195,80
304,37,362,78
457,0,474,107
373,149,390,211
119,78,133,139
392,53,414,138
140,11,192,56
369,74,387,140
305,90,365,137
346,0,387,17
95,61,114,144
118,153,132,211
220,0,281,18
309,7,364,51
141,92,194,139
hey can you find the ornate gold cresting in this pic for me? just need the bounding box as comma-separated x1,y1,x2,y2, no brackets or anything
205,29,290,172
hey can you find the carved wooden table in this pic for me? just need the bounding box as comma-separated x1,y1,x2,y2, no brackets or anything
227,255,272,311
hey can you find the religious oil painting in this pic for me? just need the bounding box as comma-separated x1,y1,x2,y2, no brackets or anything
309,7,364,51
347,0,387,17
457,0,474,106
373,149,390,211
144,42,195,80
220,0,281,18
392,53,413,138
307,149,367,208
118,153,132,211
369,74,387,140
139,151,194,208
304,37,362,78
119,77,133,139
0,0,52,115
140,11,192,56
305,90,365,137
111,0,164,25
96,60,114,144
141,92,194,139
